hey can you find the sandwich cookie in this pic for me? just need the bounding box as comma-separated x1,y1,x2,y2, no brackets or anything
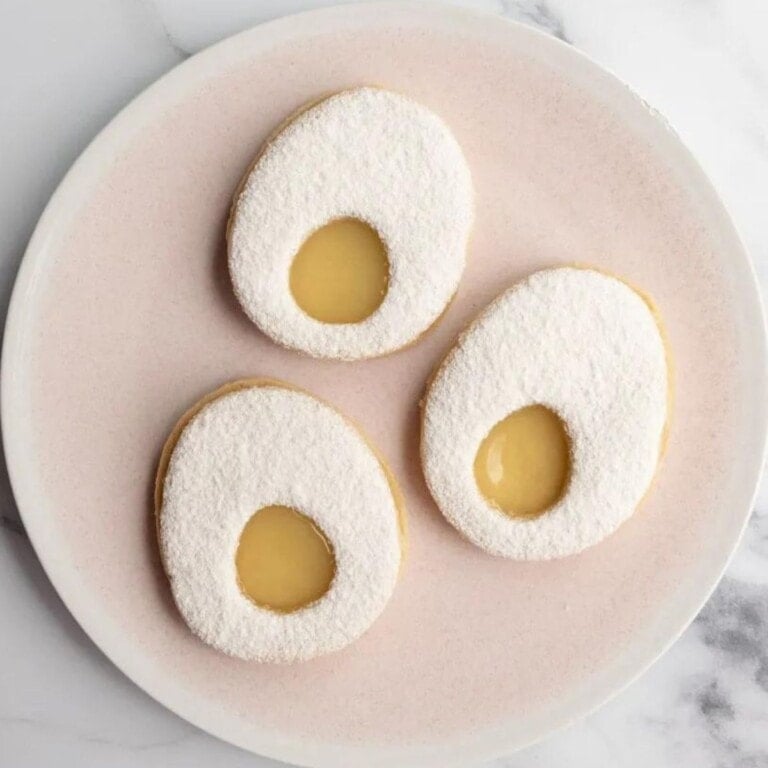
421,267,670,560
156,380,405,662
228,87,473,360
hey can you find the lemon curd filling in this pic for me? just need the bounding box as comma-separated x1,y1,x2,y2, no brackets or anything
235,505,336,612
289,218,389,324
474,405,571,519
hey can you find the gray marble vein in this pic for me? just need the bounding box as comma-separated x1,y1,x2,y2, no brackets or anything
134,0,193,59
0,514,26,538
500,0,570,43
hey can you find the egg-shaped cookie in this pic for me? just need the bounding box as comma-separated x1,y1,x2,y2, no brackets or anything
421,267,669,560
228,87,473,360
156,380,405,662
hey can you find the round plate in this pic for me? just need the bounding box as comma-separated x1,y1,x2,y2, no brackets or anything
3,3,766,766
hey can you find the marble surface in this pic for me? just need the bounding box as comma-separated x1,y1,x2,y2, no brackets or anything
1,0,767,765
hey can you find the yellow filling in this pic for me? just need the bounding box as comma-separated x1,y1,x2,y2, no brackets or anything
474,405,571,519
290,218,389,324
235,505,335,613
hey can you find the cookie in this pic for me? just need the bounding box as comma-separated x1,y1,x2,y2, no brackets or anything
421,267,670,560
156,379,405,662
228,87,473,360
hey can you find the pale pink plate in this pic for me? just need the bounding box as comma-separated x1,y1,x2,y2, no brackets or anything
2,3,766,766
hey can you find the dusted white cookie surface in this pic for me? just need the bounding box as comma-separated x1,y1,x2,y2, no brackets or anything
421,267,669,560
228,87,473,360
159,384,402,662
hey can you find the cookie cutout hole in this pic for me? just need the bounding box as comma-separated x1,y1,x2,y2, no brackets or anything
290,218,389,323
474,405,571,519
236,505,335,612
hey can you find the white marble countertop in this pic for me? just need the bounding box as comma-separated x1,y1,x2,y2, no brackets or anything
1,1,767,765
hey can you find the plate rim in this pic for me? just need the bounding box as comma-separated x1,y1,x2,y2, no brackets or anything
2,2,767,766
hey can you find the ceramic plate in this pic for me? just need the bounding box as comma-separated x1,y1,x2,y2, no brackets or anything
3,3,766,766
